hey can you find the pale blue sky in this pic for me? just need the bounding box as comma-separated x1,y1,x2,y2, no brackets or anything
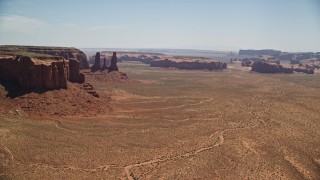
0,0,319,52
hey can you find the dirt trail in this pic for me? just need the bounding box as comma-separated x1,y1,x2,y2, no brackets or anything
115,98,214,113
123,92,271,179
1,143,17,165
53,121,78,134
124,117,264,180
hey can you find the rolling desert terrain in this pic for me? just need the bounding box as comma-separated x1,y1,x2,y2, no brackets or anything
1,60,320,179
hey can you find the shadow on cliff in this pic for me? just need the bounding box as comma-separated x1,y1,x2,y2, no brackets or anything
0,80,47,98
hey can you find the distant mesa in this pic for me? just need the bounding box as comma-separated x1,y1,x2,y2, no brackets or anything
239,49,319,74
103,51,227,71
150,59,227,70
239,49,281,56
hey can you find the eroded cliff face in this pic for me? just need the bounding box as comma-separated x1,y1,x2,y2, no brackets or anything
0,56,84,89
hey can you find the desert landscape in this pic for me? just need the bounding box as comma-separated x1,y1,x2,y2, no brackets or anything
0,46,320,179
1,1,319,179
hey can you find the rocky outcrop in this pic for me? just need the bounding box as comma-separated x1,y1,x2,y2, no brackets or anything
0,45,89,69
91,52,101,72
150,59,227,70
108,52,118,72
82,83,99,98
0,56,84,90
251,62,293,74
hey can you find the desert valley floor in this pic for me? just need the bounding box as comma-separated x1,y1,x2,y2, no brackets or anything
1,62,320,179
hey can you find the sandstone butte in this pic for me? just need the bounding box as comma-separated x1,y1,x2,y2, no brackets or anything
0,55,84,90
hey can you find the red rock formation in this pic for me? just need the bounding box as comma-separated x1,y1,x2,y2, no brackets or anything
108,52,119,72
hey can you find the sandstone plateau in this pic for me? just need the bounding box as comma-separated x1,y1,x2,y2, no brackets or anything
0,45,89,69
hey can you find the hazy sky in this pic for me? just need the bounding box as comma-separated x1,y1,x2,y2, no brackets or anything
0,0,319,52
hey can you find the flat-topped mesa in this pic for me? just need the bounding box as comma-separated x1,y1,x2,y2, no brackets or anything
150,59,227,71
108,52,119,72
0,45,90,69
239,49,281,56
0,56,85,90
